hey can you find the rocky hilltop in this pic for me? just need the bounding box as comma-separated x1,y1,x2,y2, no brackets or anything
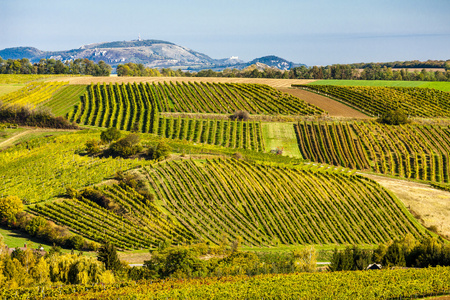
0,39,304,71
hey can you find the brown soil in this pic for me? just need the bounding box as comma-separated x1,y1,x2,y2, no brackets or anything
360,173,450,239
278,88,370,118
51,76,316,89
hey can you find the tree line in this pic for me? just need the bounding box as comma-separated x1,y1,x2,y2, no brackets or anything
116,61,450,81
0,57,111,76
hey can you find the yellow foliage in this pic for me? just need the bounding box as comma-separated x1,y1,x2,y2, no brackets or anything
30,257,50,285
293,246,318,272
0,196,24,221
100,270,115,284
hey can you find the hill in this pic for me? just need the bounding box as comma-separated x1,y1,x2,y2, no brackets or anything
0,40,303,71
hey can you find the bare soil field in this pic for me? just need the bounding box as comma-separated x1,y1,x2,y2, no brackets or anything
361,173,450,239
279,88,370,118
51,76,316,88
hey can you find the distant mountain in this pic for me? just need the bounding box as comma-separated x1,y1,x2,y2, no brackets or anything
0,40,304,71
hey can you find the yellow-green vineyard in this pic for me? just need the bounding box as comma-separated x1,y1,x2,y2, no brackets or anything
28,158,426,249
295,121,450,183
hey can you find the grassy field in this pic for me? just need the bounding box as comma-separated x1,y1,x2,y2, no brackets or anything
308,80,450,92
261,122,302,158
0,84,25,96
46,84,87,116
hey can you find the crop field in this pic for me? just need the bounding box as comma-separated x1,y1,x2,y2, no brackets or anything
296,85,450,117
68,82,322,130
295,121,450,183
27,158,426,249
309,79,450,92
52,76,316,88
46,84,87,116
145,159,424,246
158,117,265,151
7,266,449,299
0,81,68,108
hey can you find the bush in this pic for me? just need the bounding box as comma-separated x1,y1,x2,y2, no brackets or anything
108,133,142,157
65,235,85,250
230,110,250,121
0,196,24,223
377,108,410,125
100,127,122,144
147,142,172,160
85,139,101,155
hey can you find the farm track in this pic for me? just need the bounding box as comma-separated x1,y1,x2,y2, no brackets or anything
51,76,316,88
278,88,370,118
0,128,78,149
360,173,450,238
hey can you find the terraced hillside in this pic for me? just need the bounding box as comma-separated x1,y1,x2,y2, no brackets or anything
29,158,426,248
296,85,450,117
295,121,450,183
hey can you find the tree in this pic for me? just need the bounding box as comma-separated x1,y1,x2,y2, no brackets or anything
292,246,317,272
100,127,122,144
147,141,172,160
65,235,84,251
108,133,142,157
230,111,250,121
0,196,24,223
377,108,410,125
97,241,121,272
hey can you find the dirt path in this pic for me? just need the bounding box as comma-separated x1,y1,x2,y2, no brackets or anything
279,88,370,118
361,173,450,238
0,130,31,149
0,128,77,149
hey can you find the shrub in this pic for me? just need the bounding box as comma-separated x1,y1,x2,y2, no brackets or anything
230,110,250,121
0,196,24,223
85,139,101,155
100,127,122,144
147,142,172,160
377,108,410,125
65,235,85,251
108,133,142,157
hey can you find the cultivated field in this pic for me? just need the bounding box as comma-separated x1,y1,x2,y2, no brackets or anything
51,76,316,88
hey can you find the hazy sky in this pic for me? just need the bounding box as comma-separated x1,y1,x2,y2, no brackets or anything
1,0,449,65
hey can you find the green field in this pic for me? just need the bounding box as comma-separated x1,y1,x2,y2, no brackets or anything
0,84,24,96
261,122,302,158
309,79,450,92
47,84,87,116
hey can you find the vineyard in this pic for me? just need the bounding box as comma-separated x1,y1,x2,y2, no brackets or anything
5,267,449,299
0,82,68,107
295,121,450,183
296,84,450,117
46,84,87,116
22,158,426,249
141,159,424,246
67,82,323,131
30,183,193,249
0,131,153,203
157,117,264,151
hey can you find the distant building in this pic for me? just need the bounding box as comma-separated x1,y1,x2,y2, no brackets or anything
367,263,382,270
5,243,46,257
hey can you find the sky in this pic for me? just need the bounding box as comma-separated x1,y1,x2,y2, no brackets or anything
1,0,449,66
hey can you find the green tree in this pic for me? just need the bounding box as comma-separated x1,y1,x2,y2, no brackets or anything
97,241,121,272
377,108,410,125
0,196,24,223
85,139,101,155
109,133,142,157
292,246,317,272
65,235,84,251
147,141,172,160
100,127,122,144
